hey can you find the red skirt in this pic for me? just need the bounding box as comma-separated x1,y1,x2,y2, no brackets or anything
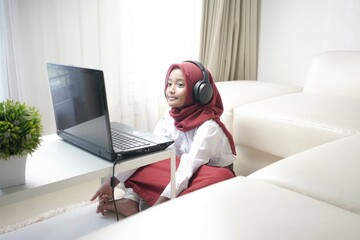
124,157,235,205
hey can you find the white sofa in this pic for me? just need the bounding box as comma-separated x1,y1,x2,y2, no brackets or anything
79,51,360,239
218,51,360,176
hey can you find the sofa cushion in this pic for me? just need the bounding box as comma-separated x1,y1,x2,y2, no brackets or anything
216,80,302,134
81,177,360,240
304,51,360,99
233,92,360,158
249,134,360,214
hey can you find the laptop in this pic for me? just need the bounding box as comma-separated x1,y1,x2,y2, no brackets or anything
46,63,174,162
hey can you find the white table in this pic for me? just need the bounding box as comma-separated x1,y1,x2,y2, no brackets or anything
0,134,176,229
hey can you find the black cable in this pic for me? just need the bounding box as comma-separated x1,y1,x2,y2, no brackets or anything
111,154,122,221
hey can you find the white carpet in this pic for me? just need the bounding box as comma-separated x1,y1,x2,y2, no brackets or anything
0,186,125,235
0,201,93,235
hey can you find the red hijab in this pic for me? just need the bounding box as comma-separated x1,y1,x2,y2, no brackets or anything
165,62,236,155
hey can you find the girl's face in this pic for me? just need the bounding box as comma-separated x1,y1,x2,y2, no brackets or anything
166,68,187,108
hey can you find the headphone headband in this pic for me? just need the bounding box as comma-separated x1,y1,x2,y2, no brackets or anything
183,60,209,83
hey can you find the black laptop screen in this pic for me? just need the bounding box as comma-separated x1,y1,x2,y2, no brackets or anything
47,63,112,152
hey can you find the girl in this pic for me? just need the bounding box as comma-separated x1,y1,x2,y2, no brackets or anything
91,61,237,217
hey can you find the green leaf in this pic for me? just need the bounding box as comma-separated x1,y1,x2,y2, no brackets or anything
0,99,43,160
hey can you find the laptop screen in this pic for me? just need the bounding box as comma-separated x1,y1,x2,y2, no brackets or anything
47,63,113,152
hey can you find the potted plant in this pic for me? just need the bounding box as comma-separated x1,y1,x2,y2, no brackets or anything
0,99,43,188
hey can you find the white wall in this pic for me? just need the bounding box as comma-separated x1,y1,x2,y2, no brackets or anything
257,0,360,87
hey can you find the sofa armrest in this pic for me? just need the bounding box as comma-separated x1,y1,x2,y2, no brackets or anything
80,176,360,239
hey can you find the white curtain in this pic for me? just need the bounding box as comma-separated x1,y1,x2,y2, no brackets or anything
0,0,22,101
0,0,202,134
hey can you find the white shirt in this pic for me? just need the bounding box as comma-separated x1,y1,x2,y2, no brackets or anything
117,112,236,199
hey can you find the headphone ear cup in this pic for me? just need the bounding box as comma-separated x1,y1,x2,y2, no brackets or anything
183,60,213,105
193,80,213,105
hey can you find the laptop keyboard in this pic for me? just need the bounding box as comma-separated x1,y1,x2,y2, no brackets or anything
111,129,151,150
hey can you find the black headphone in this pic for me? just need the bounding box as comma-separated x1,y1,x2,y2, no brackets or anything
184,60,213,105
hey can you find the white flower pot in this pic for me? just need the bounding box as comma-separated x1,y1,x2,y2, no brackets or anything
0,155,27,188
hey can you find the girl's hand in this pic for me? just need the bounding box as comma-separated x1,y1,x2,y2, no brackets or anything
90,178,119,201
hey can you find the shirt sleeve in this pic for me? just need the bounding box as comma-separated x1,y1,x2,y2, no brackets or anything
153,115,169,136
160,121,220,198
